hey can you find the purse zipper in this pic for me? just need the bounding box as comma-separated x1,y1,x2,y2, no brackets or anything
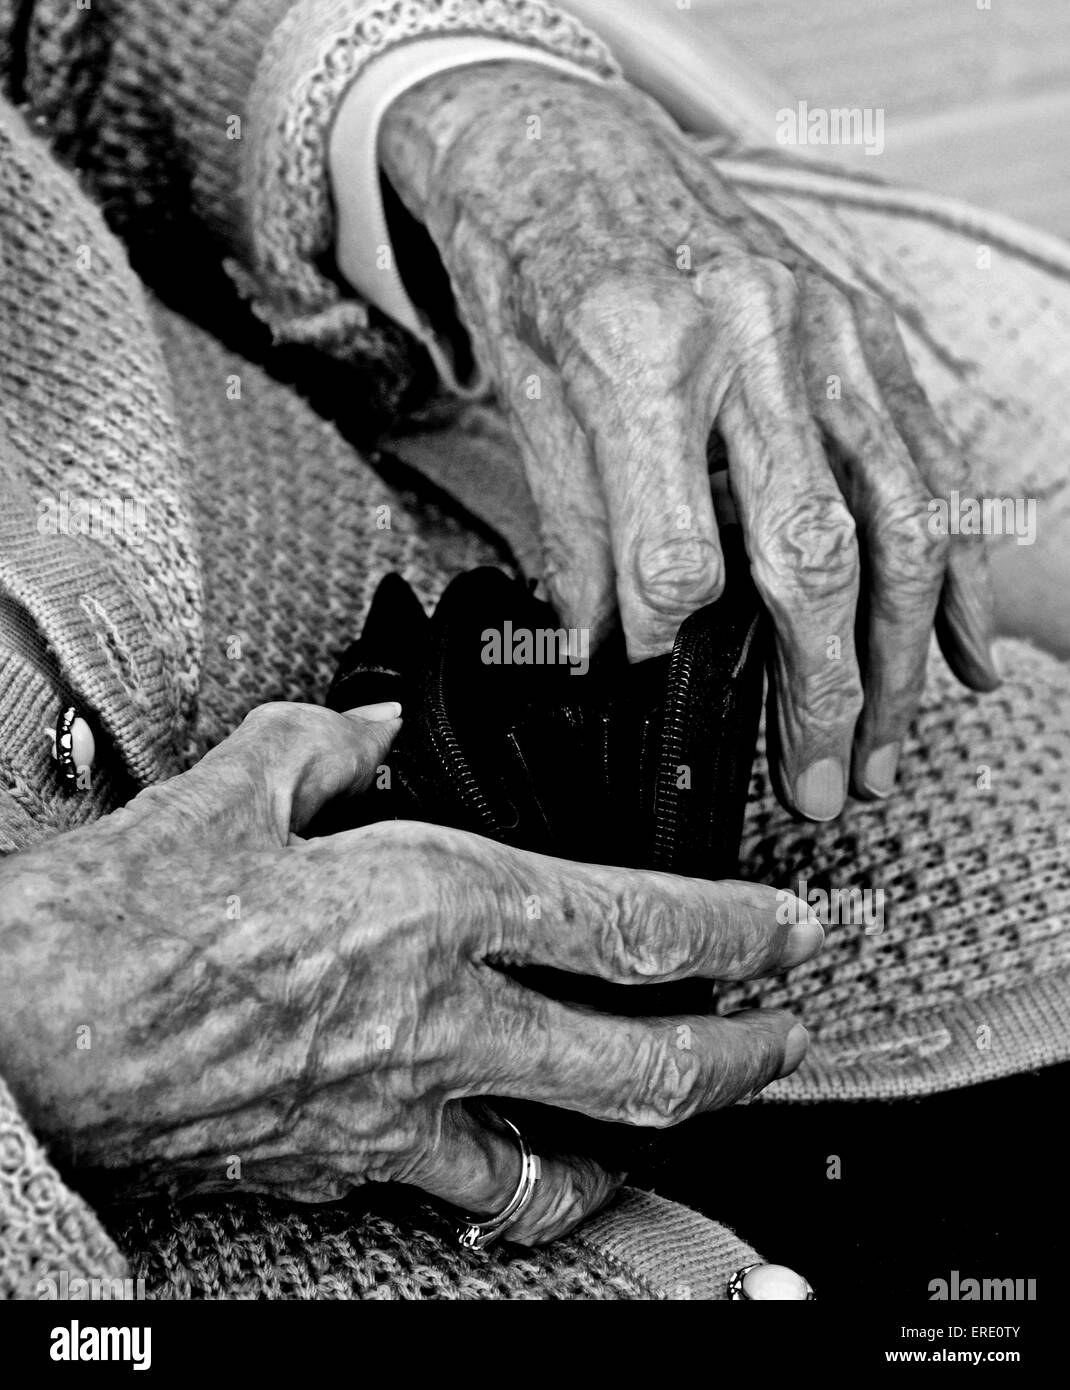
651,610,763,872
423,646,511,840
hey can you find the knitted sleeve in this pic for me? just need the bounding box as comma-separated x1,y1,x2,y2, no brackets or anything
0,0,619,376
0,1073,130,1299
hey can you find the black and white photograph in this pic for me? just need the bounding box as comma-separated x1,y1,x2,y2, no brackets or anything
0,0,1065,1363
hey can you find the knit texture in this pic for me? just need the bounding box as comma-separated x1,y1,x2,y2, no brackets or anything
108,1188,730,1300
0,1079,130,1299
0,96,201,802
7,0,620,420
732,640,1070,1097
149,303,506,766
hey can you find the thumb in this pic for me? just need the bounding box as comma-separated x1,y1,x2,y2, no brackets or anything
271,700,401,837
127,700,402,847
288,700,403,835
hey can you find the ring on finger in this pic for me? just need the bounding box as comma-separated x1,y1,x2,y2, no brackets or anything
455,1115,542,1251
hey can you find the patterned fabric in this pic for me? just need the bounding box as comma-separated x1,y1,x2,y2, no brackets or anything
5,0,620,419
106,1185,759,1300
150,304,505,765
0,1096,127,1300
110,1191,653,1301
732,638,1070,1097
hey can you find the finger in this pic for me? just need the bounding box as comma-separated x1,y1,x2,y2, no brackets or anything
800,277,948,799
705,256,863,821
850,293,1000,692
567,285,725,659
500,345,617,647
491,845,824,983
467,980,808,1127
416,1102,622,1247
121,701,401,847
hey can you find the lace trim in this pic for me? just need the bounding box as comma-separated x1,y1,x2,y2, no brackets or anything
0,1079,128,1299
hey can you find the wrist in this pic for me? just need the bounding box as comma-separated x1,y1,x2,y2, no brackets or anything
0,846,116,1143
0,836,236,1180
378,61,628,237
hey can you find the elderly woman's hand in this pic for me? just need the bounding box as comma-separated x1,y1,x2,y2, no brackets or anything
371,63,999,822
0,703,818,1245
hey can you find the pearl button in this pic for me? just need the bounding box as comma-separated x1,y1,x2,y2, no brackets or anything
49,706,96,783
729,1262,815,1301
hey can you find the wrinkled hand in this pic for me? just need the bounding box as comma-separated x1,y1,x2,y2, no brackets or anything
0,703,820,1245
372,64,999,821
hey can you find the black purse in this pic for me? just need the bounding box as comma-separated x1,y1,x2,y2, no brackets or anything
324,526,764,877
321,527,767,1163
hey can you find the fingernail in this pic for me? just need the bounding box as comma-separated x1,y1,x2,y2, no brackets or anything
782,915,825,969
862,742,900,798
794,758,845,821
346,701,402,723
777,1021,809,1079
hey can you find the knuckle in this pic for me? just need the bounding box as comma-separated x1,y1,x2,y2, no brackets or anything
363,820,486,884
370,817,453,852
742,255,799,302
562,275,681,378
478,844,554,959
796,649,865,729
241,700,312,733
622,1034,704,1129
631,533,723,619
119,780,176,821
752,497,860,615
339,821,483,956
701,254,798,350
701,253,796,308
239,700,333,754
598,887,697,980
877,492,951,588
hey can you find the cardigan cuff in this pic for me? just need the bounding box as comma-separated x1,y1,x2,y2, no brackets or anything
199,0,620,365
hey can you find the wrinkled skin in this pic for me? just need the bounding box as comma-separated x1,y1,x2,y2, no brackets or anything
0,704,821,1245
365,64,999,821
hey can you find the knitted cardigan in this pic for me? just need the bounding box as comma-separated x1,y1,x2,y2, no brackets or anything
1,0,1069,1300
